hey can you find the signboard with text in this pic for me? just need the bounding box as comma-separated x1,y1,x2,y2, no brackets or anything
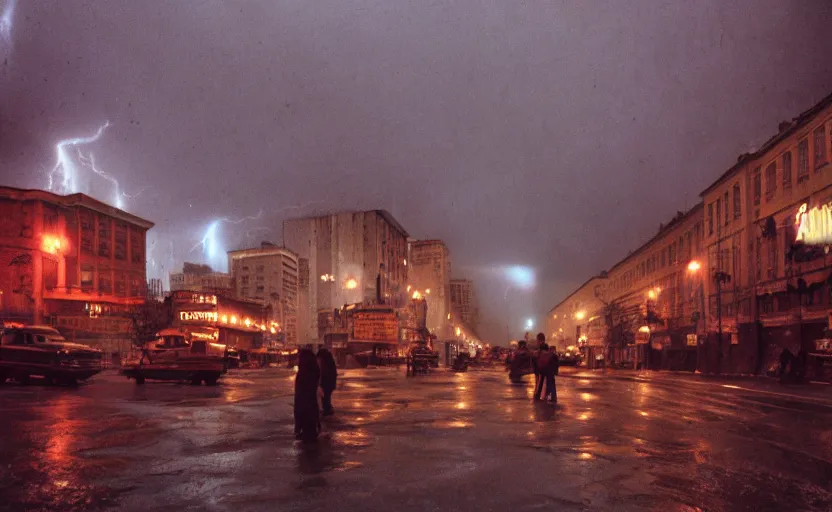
353,311,398,343
180,310,219,323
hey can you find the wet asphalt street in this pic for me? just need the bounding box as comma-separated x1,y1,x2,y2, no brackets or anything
1,367,831,512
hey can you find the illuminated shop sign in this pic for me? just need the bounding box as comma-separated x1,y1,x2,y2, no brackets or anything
188,294,217,305
795,202,832,245
189,330,219,341
180,311,219,322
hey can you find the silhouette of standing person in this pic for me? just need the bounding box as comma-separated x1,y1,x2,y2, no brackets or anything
317,348,338,416
294,348,321,442
533,333,547,400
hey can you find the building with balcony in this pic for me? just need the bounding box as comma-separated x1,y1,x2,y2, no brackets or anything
0,186,153,355
227,242,299,346
283,210,409,345
702,91,832,375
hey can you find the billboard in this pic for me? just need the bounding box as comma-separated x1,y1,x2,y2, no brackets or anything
353,310,398,343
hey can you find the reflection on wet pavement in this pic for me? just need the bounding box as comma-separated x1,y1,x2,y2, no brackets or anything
1,367,831,511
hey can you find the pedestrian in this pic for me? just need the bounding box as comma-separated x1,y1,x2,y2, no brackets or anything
533,334,548,400
294,348,321,442
317,347,338,416
532,339,542,399
543,343,560,403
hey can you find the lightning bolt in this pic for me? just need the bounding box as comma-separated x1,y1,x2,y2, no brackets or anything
45,121,140,212
0,0,16,52
191,210,264,272
76,149,124,209
47,121,111,195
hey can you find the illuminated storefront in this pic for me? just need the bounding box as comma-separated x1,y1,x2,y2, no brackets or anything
168,291,270,356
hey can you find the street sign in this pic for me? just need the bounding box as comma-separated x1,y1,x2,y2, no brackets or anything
353,311,398,343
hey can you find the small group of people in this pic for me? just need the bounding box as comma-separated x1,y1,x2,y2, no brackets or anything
294,347,338,443
532,333,559,403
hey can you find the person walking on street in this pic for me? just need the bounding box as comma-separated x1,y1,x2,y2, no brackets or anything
543,344,560,403
532,341,542,399
535,338,552,401
317,347,338,416
294,348,321,442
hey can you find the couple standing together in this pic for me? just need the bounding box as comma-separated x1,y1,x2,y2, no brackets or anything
294,347,338,443
532,333,558,403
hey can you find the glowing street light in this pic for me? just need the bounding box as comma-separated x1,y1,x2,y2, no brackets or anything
344,278,358,290
412,291,422,299
575,311,586,320
687,260,702,272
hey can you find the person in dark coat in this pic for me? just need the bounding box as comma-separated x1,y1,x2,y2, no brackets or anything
533,333,547,400
317,348,338,416
294,348,321,442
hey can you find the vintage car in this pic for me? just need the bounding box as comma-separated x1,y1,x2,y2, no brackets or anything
120,327,229,386
0,325,103,385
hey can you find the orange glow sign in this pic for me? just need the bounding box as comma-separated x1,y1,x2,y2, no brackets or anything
795,202,832,245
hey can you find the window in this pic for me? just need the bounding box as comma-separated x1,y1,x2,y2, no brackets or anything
723,191,729,225
240,276,249,286
797,139,809,182
752,168,761,206
81,266,94,290
98,215,111,258
765,162,776,200
115,273,126,296
814,125,827,168
115,222,127,260
716,198,722,232
669,243,676,265
660,249,666,268
708,203,714,235
80,210,94,254
732,184,741,219
99,272,112,294
782,151,792,189
130,227,144,264
256,265,265,272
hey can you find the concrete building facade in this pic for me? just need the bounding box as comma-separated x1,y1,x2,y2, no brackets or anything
407,240,451,337
283,210,409,345
169,262,232,294
450,278,478,333
227,242,299,346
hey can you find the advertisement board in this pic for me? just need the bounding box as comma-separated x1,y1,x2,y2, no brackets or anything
353,311,398,343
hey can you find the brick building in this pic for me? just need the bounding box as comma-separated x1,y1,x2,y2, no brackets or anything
0,187,153,355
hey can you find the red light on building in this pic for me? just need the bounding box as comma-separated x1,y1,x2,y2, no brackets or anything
41,234,67,255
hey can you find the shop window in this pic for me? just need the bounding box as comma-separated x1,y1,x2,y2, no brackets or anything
782,152,792,189
797,139,809,182
775,292,790,312
759,295,774,314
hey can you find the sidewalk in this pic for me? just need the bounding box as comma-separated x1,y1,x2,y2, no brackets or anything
558,366,832,404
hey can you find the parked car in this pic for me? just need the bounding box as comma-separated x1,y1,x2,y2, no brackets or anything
0,325,103,386
558,350,582,366
121,327,228,385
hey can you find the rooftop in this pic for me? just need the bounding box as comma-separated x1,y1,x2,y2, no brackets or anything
0,186,154,229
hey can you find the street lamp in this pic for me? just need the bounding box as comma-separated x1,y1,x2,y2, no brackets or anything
575,311,586,320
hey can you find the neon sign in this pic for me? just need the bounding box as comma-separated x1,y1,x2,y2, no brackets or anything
180,311,219,322
795,202,832,245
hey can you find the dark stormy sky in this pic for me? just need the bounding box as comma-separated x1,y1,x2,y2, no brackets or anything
2,0,832,342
